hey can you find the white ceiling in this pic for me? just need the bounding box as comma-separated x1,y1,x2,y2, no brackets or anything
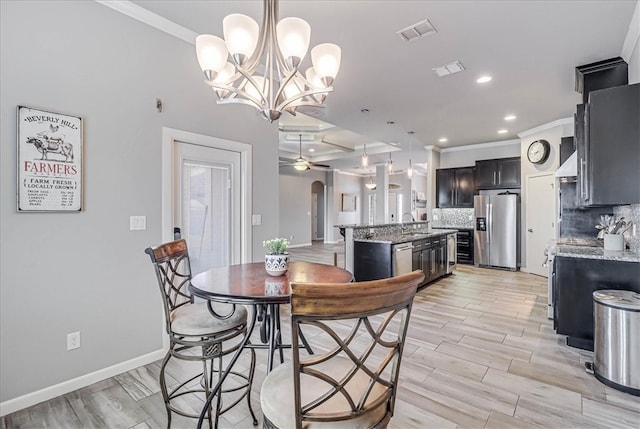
128,0,636,174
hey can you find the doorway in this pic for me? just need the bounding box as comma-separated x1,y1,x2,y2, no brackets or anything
526,173,556,277
311,181,325,241
161,128,252,272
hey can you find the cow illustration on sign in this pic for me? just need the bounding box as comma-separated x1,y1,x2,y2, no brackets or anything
25,124,74,162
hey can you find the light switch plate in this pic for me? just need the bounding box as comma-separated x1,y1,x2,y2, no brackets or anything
130,216,146,231
252,214,262,226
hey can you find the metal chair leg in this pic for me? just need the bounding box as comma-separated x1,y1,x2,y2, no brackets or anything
159,352,172,429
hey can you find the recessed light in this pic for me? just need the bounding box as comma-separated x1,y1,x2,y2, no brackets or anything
476,75,492,83
504,114,516,121
361,108,370,113
309,148,315,152
439,137,448,143
498,129,508,134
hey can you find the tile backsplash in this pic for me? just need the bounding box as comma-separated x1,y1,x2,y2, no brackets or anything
431,208,475,229
613,204,639,253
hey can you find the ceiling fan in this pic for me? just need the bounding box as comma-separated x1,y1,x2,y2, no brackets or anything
280,135,331,171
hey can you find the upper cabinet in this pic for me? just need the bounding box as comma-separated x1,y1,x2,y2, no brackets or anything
436,167,475,208
577,83,640,206
475,157,521,190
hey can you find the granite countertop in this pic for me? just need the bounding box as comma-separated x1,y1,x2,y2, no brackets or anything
336,221,429,229
354,229,457,244
555,245,640,263
431,225,474,230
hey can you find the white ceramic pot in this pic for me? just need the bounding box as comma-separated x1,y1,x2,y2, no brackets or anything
603,233,624,251
265,253,289,276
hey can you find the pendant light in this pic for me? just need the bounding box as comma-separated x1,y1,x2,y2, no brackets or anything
407,133,414,178
407,159,413,178
365,173,376,190
388,152,393,173
361,144,368,167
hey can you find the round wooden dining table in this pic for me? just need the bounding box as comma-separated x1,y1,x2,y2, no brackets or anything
189,261,353,428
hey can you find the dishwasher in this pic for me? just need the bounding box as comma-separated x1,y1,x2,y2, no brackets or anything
392,243,414,276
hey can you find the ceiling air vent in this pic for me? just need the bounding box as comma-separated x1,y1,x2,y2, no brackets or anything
397,19,437,42
432,61,465,77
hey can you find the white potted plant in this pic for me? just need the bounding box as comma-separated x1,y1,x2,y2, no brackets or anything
263,238,289,276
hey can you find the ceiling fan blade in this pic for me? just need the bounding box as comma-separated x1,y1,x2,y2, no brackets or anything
308,161,331,169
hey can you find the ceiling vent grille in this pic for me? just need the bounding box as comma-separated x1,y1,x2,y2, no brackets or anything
397,19,437,42
432,61,465,77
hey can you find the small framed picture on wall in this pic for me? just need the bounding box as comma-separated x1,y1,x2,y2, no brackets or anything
341,193,356,212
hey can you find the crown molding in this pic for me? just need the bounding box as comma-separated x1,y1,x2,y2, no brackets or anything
439,138,520,153
96,1,197,44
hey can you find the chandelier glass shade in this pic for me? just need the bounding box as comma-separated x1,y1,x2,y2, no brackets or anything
195,0,341,122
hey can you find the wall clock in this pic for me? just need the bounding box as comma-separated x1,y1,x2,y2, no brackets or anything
527,139,551,165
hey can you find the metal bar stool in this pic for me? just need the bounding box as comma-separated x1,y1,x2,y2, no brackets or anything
145,239,257,428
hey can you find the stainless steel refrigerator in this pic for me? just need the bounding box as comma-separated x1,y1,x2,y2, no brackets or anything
474,194,519,270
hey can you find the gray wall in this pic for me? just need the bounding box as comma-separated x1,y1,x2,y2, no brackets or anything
0,1,279,404
439,140,521,169
278,169,327,246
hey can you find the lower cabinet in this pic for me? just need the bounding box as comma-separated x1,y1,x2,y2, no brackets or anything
554,256,640,351
354,235,448,286
417,237,446,284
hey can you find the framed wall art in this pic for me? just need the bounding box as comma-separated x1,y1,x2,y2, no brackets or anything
17,106,83,212
341,193,356,212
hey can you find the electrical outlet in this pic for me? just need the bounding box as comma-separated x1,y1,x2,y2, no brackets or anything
67,331,80,351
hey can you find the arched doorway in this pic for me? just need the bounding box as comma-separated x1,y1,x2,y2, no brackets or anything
311,181,325,241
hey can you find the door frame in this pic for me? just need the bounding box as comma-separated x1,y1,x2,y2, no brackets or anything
525,172,556,276
161,127,252,263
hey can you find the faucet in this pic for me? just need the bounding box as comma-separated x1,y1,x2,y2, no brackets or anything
401,213,415,232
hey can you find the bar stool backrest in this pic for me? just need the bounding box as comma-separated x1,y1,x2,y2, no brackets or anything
145,239,194,335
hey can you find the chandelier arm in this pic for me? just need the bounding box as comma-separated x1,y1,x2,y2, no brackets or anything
276,88,332,111
204,78,264,110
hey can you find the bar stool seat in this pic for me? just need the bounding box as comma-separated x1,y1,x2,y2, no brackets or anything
170,303,246,337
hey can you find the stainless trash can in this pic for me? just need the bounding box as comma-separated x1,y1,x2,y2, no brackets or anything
592,290,640,396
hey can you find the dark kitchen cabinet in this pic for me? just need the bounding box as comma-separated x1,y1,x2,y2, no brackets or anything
475,157,521,189
436,167,475,208
577,83,640,206
554,256,640,351
354,235,449,286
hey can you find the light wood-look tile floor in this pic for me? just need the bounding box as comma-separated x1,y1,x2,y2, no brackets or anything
2,242,639,428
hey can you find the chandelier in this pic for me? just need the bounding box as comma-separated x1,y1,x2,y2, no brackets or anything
195,0,341,122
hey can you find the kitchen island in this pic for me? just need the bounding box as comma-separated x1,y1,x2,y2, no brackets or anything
336,221,456,286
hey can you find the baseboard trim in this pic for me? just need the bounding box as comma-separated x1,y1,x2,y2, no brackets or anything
288,242,312,249
0,348,166,417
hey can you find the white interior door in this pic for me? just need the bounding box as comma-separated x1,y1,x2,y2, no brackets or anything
526,173,556,277
174,142,241,276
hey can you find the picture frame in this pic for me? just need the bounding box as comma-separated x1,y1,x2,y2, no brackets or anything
341,193,356,212
17,106,83,212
